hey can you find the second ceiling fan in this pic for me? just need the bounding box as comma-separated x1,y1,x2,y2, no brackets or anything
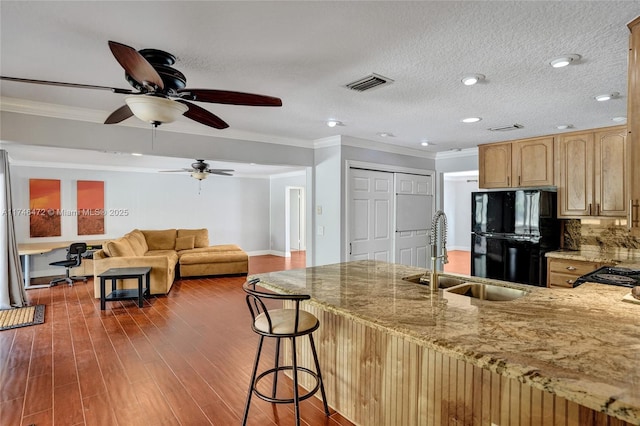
1,41,283,129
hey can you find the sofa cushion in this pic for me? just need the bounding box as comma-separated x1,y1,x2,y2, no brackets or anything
125,232,146,256
175,235,195,251
179,244,243,254
179,251,248,265
142,229,177,250
177,229,209,248
145,249,179,265
128,229,149,253
106,238,136,257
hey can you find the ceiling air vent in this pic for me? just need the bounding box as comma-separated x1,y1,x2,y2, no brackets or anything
344,73,394,92
488,124,524,132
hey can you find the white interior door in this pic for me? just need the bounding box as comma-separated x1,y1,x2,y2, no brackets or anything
348,168,393,261
395,173,433,267
289,188,305,251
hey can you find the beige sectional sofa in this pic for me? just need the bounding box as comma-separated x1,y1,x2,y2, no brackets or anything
92,228,248,297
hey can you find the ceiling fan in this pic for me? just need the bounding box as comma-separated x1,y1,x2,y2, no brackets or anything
0,40,282,129
160,159,234,180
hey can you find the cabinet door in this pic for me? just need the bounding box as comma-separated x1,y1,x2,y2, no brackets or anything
594,127,627,216
628,17,640,228
557,133,594,217
478,143,511,188
513,137,554,187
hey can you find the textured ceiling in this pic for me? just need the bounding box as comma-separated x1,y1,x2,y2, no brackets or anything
1,1,639,157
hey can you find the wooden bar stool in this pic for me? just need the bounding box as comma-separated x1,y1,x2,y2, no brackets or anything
242,278,330,426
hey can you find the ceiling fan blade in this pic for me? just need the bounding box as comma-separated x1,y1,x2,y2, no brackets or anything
209,171,234,176
177,89,282,107
159,168,194,173
177,100,229,129
104,104,134,124
208,169,235,173
0,76,135,94
108,41,164,90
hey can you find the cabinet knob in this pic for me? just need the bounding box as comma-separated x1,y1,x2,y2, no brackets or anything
566,279,575,284
566,266,577,271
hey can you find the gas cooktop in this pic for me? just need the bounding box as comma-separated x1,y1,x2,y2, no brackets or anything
574,266,640,288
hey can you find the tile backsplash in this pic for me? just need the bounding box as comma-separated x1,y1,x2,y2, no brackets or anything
563,219,640,250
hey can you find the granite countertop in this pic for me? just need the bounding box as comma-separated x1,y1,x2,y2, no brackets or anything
252,260,640,424
546,246,640,267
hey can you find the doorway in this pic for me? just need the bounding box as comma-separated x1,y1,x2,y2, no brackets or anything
285,186,305,257
442,170,478,275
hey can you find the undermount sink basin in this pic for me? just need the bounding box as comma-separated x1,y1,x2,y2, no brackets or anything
444,283,528,301
402,274,466,289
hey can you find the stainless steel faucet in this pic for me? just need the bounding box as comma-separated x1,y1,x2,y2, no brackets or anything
429,210,449,292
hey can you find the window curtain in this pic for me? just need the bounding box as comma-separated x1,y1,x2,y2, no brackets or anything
0,149,27,308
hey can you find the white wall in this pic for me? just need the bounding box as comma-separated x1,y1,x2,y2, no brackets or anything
313,145,342,266
11,164,271,277
269,171,307,255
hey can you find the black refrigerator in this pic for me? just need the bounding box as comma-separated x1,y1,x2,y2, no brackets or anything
471,190,560,287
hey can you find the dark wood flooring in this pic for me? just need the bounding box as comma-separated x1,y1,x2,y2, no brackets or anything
1,252,355,426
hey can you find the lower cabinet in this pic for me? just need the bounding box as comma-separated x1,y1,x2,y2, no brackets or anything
546,258,610,288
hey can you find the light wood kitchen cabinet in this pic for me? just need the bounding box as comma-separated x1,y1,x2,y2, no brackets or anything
478,142,511,188
557,126,627,218
547,258,610,288
628,16,640,229
478,136,553,189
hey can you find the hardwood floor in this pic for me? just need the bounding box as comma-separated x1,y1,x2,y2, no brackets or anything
1,252,354,426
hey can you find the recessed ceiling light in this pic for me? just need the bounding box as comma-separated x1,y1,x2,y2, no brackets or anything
131,152,143,156
594,92,619,102
461,117,482,123
377,132,395,138
461,74,485,86
556,124,573,130
549,54,581,68
612,116,627,122
326,119,343,127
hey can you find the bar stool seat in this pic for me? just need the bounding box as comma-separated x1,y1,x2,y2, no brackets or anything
242,278,330,426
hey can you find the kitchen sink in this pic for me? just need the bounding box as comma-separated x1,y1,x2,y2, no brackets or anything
402,274,467,289
444,283,528,301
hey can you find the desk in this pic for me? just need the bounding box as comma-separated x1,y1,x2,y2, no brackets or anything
98,267,151,310
18,240,106,289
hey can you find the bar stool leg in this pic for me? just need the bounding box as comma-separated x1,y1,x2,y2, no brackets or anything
272,337,281,398
242,335,264,426
291,336,301,426
309,333,330,416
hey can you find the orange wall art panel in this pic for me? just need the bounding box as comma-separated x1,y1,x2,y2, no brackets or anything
29,178,61,237
77,180,105,235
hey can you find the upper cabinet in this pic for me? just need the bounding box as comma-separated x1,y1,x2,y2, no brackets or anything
478,142,510,188
628,16,640,228
557,126,627,218
478,136,553,189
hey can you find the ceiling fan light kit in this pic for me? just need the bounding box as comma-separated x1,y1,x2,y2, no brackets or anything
160,159,235,181
125,96,188,125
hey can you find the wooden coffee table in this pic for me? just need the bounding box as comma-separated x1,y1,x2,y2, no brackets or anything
98,267,151,310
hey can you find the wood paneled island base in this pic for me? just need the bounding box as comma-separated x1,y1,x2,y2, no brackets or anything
254,261,638,426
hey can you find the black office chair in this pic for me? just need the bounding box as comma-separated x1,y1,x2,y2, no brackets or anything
49,242,88,287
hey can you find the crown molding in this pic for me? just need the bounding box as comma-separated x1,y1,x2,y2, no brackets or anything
313,134,436,159
435,147,478,159
0,97,311,148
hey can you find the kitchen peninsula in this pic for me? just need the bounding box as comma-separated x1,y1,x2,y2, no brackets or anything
253,260,639,426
